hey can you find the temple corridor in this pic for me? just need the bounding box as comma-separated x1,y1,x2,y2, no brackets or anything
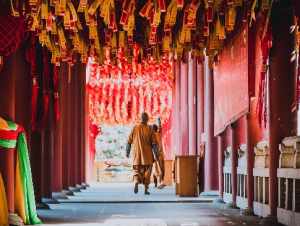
1,0,300,226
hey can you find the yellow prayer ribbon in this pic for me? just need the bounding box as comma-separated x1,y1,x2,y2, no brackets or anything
225,6,236,31
58,0,67,15
118,31,125,48
216,16,226,40
68,2,78,22
41,1,48,20
78,0,88,12
58,27,67,49
164,0,177,31
88,0,102,16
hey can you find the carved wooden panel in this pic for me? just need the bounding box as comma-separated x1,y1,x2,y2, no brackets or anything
279,136,300,168
254,141,269,168
224,146,232,167
238,144,247,169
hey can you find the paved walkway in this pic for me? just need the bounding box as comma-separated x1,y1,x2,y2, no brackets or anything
58,183,214,203
38,183,264,226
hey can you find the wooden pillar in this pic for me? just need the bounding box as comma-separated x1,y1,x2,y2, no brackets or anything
188,56,197,156
180,61,189,155
268,2,296,217
231,124,238,206
204,56,218,191
218,134,224,199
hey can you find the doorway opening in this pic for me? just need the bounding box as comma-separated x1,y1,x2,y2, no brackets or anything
94,123,133,183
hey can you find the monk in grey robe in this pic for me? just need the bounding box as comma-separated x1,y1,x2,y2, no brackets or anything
126,112,158,195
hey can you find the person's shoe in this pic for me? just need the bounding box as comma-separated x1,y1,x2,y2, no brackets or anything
144,186,150,195
154,177,158,187
134,183,139,194
158,184,166,189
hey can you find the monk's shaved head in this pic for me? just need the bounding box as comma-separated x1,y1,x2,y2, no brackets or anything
141,112,149,124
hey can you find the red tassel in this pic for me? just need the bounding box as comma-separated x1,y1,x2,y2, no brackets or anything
177,0,184,8
158,0,166,12
120,11,129,25
139,0,153,18
206,6,213,22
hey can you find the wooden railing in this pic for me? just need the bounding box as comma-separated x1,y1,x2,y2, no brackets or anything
223,146,233,204
277,136,300,226
253,141,270,217
236,144,248,209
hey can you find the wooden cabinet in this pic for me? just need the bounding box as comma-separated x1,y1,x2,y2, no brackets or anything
175,155,199,197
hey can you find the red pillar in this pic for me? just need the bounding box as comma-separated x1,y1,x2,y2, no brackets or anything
41,128,53,198
0,53,16,213
68,65,76,188
180,61,189,156
72,65,79,186
188,56,197,156
62,64,71,189
52,112,63,192
197,61,205,150
204,56,218,191
82,66,87,184
268,3,296,217
174,61,181,156
246,114,254,211
196,60,205,193
218,134,224,199
51,66,63,193
231,125,238,206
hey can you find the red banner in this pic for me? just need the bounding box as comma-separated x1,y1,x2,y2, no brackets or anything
214,26,249,135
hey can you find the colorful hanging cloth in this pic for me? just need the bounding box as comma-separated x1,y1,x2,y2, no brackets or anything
0,119,41,225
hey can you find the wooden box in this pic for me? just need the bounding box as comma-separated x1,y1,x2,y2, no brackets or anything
175,155,199,197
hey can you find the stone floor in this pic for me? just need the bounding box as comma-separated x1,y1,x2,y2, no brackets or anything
58,183,214,203
38,183,264,226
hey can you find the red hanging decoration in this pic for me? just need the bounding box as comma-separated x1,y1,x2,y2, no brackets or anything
87,56,173,126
